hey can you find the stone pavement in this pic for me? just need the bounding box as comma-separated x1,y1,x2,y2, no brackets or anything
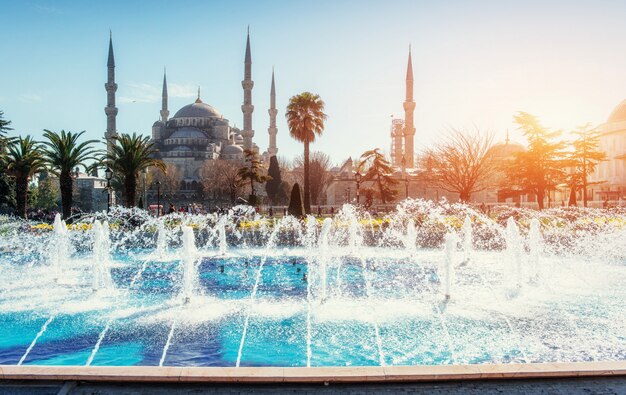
2,377,626,395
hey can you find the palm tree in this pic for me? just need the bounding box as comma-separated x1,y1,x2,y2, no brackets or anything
359,148,398,205
5,136,45,218
286,92,327,214
105,133,165,207
41,130,99,220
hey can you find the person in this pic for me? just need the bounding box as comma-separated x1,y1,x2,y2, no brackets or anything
330,206,335,216
269,207,274,217
317,206,321,217
168,203,176,214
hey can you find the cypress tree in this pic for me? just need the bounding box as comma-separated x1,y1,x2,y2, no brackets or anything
265,155,282,204
287,182,304,217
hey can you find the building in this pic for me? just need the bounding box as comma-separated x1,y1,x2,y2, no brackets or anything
390,47,416,168
589,99,626,202
104,30,279,204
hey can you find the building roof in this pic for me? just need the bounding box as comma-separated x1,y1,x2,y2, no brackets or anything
173,101,222,119
488,141,525,158
169,127,209,139
222,144,244,155
173,145,192,151
608,99,626,124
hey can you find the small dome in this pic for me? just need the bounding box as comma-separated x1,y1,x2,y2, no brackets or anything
608,99,626,123
222,144,243,155
169,127,208,139
488,142,525,158
152,120,164,127
173,101,221,119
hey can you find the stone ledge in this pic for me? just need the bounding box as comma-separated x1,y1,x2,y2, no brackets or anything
0,361,625,383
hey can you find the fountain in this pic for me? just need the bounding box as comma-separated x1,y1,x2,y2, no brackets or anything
505,217,523,292
442,231,458,300
155,220,168,258
48,214,70,281
180,226,198,303
92,220,114,292
461,216,472,265
528,218,542,284
0,202,625,368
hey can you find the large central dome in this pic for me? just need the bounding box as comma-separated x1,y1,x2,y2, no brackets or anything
608,99,626,124
173,98,222,119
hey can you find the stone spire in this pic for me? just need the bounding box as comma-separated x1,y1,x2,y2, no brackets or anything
267,68,278,157
160,67,169,123
104,31,118,156
403,45,416,168
241,27,254,151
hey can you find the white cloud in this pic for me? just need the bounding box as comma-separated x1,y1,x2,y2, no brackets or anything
19,94,42,103
119,82,197,104
169,83,197,98
29,3,63,14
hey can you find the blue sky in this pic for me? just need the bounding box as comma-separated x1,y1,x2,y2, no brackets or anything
1,0,626,164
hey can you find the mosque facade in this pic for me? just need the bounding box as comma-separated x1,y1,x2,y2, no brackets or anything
104,30,279,203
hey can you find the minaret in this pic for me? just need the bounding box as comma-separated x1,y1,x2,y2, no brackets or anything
267,68,278,157
241,28,254,151
104,31,118,156
403,45,416,168
160,68,169,123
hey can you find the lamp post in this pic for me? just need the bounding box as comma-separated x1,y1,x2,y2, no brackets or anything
404,175,409,199
355,171,362,205
346,187,351,204
155,181,161,217
104,166,113,213
142,168,148,210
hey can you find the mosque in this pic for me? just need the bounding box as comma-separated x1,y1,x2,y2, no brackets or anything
103,30,279,201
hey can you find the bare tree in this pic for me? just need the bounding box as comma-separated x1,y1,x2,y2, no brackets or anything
149,163,182,196
200,160,244,204
293,151,332,205
423,129,496,202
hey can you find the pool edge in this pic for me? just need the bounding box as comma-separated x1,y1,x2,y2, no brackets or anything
1,361,626,383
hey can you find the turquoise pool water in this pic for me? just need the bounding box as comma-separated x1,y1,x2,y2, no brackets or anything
0,245,624,367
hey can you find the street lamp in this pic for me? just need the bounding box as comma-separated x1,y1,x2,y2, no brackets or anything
155,181,162,217
142,168,148,210
104,166,113,213
355,171,362,205
404,174,409,199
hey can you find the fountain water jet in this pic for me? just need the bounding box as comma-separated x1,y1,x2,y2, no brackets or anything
318,218,333,301
505,217,523,292
405,219,417,252
528,218,542,284
181,226,198,303
217,216,228,255
92,221,114,292
443,231,458,300
155,221,168,258
17,315,55,365
49,214,70,281
462,216,472,265
235,217,290,367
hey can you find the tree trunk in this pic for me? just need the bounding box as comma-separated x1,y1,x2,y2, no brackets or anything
536,189,545,210
377,173,385,204
15,176,28,219
59,170,73,221
568,187,577,206
125,173,137,208
459,190,470,202
303,140,311,214
582,179,588,208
